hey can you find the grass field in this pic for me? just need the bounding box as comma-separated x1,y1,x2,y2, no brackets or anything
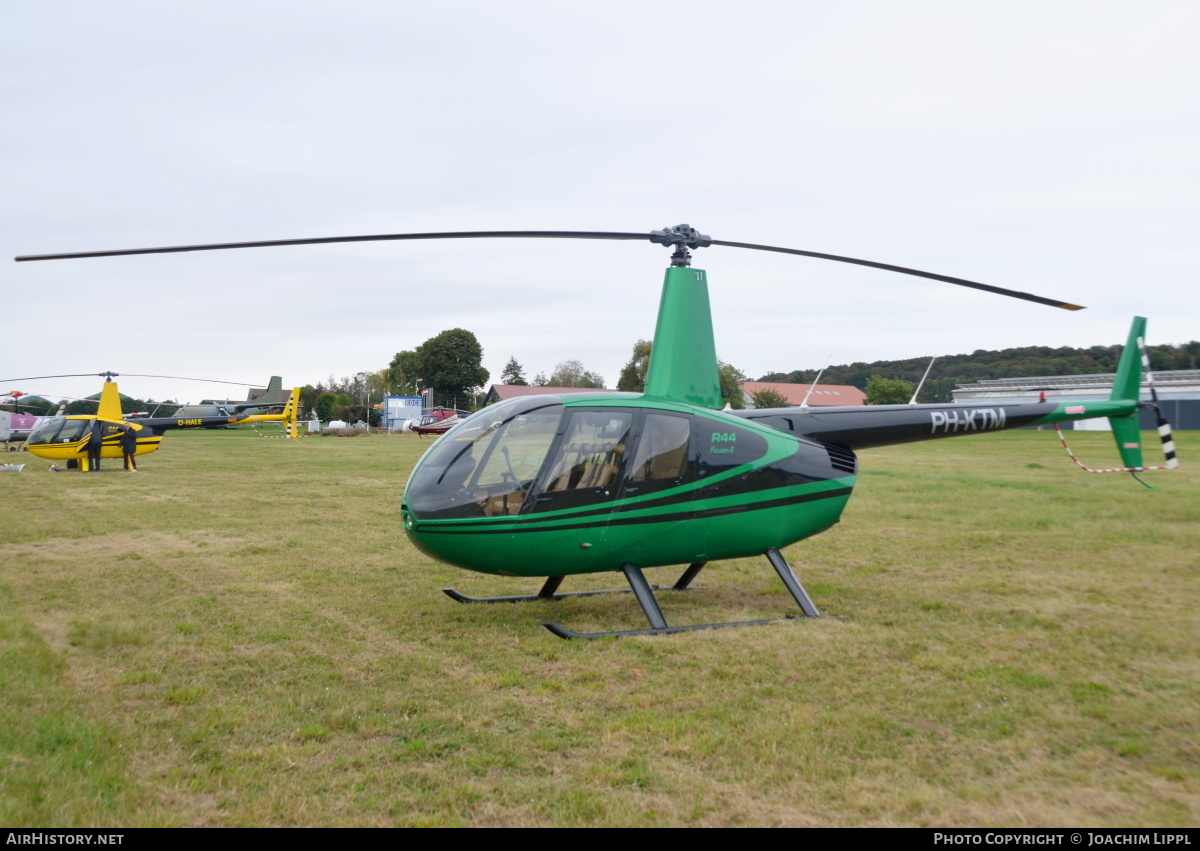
2,426,1197,827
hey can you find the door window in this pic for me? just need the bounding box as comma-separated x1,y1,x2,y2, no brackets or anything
531,410,633,513
621,413,692,498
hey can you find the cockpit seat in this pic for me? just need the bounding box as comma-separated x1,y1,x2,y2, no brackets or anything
482,488,527,516
546,442,625,492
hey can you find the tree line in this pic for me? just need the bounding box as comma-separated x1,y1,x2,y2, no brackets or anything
1,394,182,418
301,330,755,425
300,329,618,424
301,329,1200,422
758,339,1200,404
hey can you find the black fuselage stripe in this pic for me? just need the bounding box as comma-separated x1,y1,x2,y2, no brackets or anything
415,487,854,535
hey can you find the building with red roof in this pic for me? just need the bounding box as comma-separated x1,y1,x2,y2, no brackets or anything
739,382,865,408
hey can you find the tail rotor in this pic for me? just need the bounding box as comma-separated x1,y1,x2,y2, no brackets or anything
1138,336,1179,471
1053,317,1179,486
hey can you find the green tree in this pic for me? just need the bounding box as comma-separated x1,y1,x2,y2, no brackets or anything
548,359,605,388
718,360,746,409
387,350,421,396
415,328,489,406
65,391,150,416
864,375,913,405
364,368,390,399
1,395,54,416
299,384,319,416
500,356,528,385
749,388,789,409
315,392,337,421
64,399,97,416
333,393,358,422
617,339,653,392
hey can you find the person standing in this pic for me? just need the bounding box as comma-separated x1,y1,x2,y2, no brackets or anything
120,424,139,472
87,419,105,472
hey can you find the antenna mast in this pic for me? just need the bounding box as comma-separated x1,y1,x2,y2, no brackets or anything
908,357,937,405
800,355,832,408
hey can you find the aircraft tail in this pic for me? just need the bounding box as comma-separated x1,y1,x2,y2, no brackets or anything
281,386,300,439
233,387,302,438
1089,315,1178,475
256,376,287,407
1104,316,1146,469
229,376,288,411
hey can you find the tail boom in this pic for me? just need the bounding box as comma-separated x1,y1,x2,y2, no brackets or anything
735,399,1137,451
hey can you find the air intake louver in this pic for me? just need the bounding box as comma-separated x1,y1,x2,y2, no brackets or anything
826,444,857,475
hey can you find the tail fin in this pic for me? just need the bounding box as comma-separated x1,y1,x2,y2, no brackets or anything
1107,316,1180,472
1108,317,1146,469
234,376,288,410
258,376,286,405
234,387,302,438
281,387,300,439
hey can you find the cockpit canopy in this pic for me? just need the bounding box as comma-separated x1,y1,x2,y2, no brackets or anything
26,417,91,446
403,394,800,522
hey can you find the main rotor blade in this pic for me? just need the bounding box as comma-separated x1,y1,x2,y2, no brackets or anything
710,239,1084,310
1,372,259,386
13,230,651,261
119,373,260,386
0,373,110,383
13,227,1083,310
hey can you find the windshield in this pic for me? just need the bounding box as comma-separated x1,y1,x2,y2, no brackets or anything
405,396,565,519
28,418,107,446
27,418,93,445
26,419,61,444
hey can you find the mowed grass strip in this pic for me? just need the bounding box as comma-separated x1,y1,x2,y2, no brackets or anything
1,427,1197,826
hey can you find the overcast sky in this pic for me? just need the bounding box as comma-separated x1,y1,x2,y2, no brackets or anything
4,1,1197,405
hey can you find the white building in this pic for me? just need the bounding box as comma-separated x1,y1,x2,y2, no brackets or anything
952,370,1200,430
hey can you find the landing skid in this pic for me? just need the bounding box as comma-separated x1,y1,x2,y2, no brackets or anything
543,616,793,640
442,565,706,605
444,550,826,639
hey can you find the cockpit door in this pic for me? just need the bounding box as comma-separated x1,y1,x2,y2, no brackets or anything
602,411,704,566
528,409,634,515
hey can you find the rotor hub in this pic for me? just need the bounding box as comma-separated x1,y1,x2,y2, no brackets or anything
649,224,712,267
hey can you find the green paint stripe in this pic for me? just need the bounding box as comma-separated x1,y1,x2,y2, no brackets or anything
413,478,855,533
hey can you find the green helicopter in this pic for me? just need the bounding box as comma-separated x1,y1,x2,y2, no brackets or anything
15,225,1175,638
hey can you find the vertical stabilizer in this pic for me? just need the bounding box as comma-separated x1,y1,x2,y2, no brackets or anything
1110,317,1146,404
260,376,285,405
1108,317,1147,469
282,387,301,439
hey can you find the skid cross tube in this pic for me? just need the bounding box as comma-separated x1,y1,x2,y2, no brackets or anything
672,561,706,590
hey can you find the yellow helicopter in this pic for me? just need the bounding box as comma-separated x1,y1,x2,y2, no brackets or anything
11,372,301,470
